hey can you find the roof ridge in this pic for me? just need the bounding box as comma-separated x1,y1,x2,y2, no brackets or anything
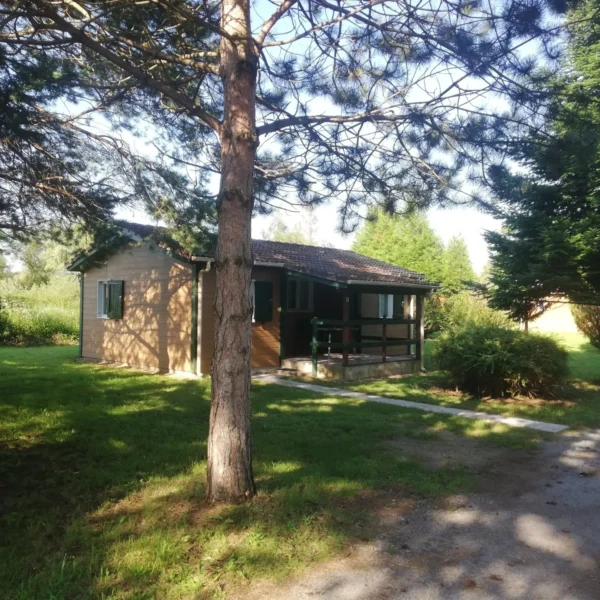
115,220,436,287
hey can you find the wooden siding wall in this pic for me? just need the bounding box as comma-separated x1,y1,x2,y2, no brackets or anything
82,244,193,373
360,293,413,356
199,267,281,374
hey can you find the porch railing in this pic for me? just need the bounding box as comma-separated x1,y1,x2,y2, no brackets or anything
310,317,419,376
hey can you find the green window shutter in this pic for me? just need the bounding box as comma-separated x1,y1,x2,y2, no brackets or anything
392,294,404,318
107,281,124,319
254,281,273,323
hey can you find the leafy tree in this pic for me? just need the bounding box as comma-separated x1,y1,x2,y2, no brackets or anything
18,243,51,290
353,211,445,283
0,0,566,501
485,0,600,322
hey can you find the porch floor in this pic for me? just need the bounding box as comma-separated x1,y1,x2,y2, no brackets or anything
284,353,415,367
280,354,418,381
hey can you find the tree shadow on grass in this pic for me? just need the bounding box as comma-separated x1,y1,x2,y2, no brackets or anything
0,348,570,599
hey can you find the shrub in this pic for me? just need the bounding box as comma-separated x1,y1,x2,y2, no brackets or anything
434,325,569,398
0,305,78,346
425,291,512,336
571,304,600,350
0,273,79,346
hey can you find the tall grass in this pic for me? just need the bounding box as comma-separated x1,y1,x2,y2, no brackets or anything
0,273,79,346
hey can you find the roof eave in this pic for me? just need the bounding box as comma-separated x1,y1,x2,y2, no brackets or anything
347,279,438,290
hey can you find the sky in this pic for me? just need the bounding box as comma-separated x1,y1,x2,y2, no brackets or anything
252,201,501,274
113,185,501,275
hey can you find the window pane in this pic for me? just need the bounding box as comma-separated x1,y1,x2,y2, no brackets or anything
299,280,309,310
103,281,123,319
393,294,404,318
379,294,387,318
98,282,105,316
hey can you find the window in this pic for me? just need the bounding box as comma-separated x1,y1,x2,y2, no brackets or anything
252,280,273,323
287,278,313,312
97,280,124,319
378,293,404,319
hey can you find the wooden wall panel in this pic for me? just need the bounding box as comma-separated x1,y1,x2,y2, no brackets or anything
199,267,281,374
82,244,193,373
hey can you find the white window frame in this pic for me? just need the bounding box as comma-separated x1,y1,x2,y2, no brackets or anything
287,277,314,312
378,294,394,319
97,280,122,319
251,280,256,323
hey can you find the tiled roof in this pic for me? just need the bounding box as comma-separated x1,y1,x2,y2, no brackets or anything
117,221,436,288
252,240,433,286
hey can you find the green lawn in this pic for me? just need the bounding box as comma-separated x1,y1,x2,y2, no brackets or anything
0,346,541,600
328,333,600,429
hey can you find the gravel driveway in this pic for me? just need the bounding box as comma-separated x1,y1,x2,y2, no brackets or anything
240,430,600,600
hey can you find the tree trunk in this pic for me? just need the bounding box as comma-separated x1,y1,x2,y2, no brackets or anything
206,0,258,503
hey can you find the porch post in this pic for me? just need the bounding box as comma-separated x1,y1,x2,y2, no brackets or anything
416,294,425,370
342,290,350,367
382,320,387,363
78,272,84,358
311,317,318,377
279,271,287,361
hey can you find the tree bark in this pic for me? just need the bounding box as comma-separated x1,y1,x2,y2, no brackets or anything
206,0,258,503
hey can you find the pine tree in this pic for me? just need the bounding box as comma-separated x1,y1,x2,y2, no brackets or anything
0,0,568,501
353,212,445,284
485,0,600,321
442,236,476,295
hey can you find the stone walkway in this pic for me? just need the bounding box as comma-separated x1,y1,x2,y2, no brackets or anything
254,375,569,433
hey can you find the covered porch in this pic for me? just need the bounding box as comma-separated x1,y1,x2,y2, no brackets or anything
279,271,428,380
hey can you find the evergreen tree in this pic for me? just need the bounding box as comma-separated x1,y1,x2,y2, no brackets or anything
486,0,600,321
353,212,445,283
442,236,476,295
0,0,567,501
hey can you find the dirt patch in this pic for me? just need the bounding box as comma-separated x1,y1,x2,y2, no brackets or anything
479,395,576,408
235,430,600,600
386,429,518,470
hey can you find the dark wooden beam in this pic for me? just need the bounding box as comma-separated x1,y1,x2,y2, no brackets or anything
416,294,425,369
342,290,350,367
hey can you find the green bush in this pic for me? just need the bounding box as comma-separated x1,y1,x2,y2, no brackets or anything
434,325,569,397
425,291,513,336
571,304,600,350
0,273,79,346
0,305,78,346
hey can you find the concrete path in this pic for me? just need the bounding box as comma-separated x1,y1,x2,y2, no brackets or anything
254,375,569,433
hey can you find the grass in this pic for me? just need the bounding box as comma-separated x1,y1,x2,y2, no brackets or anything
0,273,79,345
0,345,540,600
325,333,600,430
